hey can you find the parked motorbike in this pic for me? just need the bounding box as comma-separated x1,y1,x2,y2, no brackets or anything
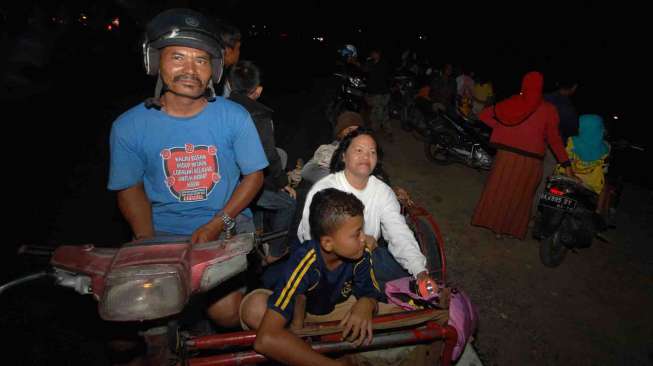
534,139,645,267
423,110,494,170
533,175,602,267
325,71,366,129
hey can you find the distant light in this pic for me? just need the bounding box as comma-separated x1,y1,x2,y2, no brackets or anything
263,25,267,29
111,17,120,27
612,115,619,120
107,24,113,31
251,24,256,28
357,28,362,33
312,36,325,42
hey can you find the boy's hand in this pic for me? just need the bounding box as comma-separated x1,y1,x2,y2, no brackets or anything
339,297,376,347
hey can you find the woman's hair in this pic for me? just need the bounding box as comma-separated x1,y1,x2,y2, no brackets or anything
329,127,389,183
309,188,364,240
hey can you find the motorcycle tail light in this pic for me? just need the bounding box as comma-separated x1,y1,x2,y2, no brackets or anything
549,187,565,196
100,265,186,321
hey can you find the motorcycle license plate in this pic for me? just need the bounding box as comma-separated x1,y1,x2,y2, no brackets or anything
539,193,577,211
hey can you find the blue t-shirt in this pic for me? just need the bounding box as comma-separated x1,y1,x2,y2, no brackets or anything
268,240,383,322
108,98,268,235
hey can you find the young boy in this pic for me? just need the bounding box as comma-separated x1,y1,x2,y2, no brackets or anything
239,188,383,366
228,60,297,264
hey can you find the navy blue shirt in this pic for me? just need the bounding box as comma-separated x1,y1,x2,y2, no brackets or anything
545,92,578,143
267,240,382,321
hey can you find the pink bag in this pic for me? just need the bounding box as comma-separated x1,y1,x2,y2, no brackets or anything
385,277,478,360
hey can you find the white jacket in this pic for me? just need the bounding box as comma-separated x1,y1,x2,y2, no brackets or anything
298,171,427,276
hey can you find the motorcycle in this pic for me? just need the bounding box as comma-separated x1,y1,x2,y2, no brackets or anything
533,175,602,267
1,202,475,365
423,110,494,170
325,71,366,129
534,139,645,267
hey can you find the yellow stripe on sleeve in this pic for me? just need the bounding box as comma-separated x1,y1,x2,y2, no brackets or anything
274,249,316,308
281,254,317,310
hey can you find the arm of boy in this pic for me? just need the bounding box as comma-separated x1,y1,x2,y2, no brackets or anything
346,250,385,347
290,294,306,330
339,296,378,347
255,309,346,366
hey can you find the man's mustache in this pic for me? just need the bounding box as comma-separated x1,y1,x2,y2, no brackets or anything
173,74,202,83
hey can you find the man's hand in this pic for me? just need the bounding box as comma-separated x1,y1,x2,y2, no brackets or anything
363,234,378,252
339,297,376,347
191,218,224,244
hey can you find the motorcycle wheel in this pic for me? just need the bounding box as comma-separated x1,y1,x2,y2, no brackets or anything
539,230,568,268
424,129,456,165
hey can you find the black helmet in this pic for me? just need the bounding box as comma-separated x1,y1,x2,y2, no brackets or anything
143,8,224,84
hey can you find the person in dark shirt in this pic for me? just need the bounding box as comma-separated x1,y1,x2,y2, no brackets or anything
544,79,579,143
429,63,457,113
533,78,579,216
363,48,392,139
239,188,384,365
228,60,297,264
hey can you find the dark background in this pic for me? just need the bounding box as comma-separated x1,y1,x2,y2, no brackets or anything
0,1,643,364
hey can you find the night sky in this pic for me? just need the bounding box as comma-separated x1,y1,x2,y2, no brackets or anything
0,1,638,158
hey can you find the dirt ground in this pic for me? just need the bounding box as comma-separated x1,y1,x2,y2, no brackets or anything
381,124,653,365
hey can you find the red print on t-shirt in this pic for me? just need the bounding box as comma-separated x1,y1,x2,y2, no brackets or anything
160,144,220,201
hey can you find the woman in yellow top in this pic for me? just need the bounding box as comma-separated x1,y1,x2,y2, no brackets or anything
557,114,610,211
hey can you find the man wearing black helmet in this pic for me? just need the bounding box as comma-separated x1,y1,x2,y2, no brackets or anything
107,8,268,328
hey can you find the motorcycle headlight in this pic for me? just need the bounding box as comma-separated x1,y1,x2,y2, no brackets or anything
99,265,186,321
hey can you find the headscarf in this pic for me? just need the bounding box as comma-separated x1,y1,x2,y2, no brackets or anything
571,114,609,162
494,71,544,126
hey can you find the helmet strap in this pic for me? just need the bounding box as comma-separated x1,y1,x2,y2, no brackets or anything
206,79,216,102
144,75,164,109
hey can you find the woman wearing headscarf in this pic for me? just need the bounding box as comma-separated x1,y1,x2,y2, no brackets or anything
472,71,574,239
556,114,610,209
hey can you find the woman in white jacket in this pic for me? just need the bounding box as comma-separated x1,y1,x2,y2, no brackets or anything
297,128,434,290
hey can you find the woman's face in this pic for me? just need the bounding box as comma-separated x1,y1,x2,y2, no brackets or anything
343,134,378,179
